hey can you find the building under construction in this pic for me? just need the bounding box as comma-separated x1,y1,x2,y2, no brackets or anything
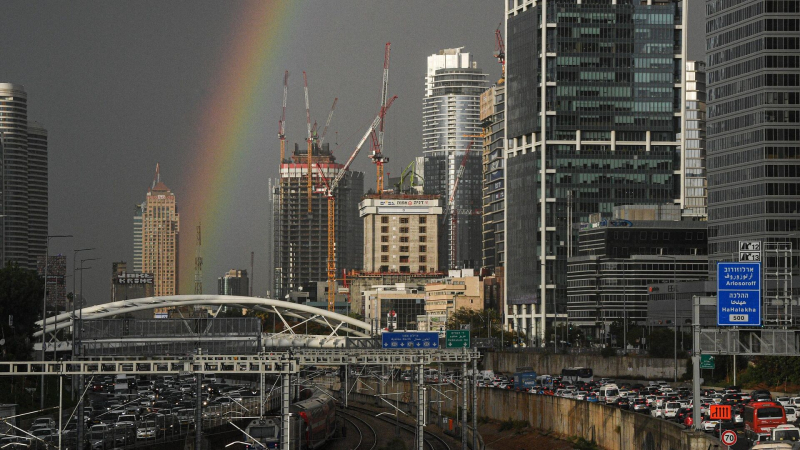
272,142,364,300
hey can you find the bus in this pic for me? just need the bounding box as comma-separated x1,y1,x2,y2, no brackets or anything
745,401,787,442
561,367,593,384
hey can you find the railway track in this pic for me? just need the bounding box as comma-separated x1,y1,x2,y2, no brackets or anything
337,408,377,450
342,405,451,450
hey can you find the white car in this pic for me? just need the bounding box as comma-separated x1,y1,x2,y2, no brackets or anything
663,402,681,419
786,406,798,423
701,419,719,432
777,397,792,407
650,405,664,419
575,393,587,401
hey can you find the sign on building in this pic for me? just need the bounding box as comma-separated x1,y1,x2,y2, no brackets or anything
717,262,761,326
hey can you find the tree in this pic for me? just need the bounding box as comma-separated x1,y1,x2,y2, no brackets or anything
446,308,522,347
0,262,44,361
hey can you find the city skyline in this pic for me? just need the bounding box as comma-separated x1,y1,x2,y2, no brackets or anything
0,1,704,304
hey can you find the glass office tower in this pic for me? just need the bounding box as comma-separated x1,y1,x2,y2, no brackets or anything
504,0,688,345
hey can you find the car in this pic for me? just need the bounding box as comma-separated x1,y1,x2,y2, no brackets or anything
777,397,792,407
30,417,56,431
663,402,681,419
136,421,158,439
701,419,719,433
786,406,798,423
650,405,664,419
613,398,630,409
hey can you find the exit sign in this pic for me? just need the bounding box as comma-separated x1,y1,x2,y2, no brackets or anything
700,354,715,370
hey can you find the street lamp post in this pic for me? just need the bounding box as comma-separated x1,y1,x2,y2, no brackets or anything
654,254,679,382
40,234,71,409
75,257,98,450
71,248,94,355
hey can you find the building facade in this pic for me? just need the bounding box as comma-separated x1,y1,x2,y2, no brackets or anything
363,283,426,332
481,82,506,272
504,0,688,345
273,143,364,299
422,48,487,271
360,194,442,273
706,0,800,270
218,269,249,296
683,61,708,219
0,83,48,270
567,220,708,340
37,255,66,312
423,269,484,332
135,164,179,302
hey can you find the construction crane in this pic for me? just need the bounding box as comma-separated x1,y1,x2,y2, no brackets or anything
303,72,313,213
318,96,397,311
369,43,391,193
394,159,423,193
444,134,483,269
494,24,506,78
194,223,203,295
319,98,338,146
278,71,289,163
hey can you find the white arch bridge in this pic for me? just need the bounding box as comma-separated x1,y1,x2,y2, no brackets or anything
34,295,374,352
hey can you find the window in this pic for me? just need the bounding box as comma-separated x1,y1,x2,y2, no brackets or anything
419,226,427,234
381,245,389,252
400,246,409,253
400,227,409,234
419,245,427,253
419,255,427,263
399,256,409,263
400,236,409,243
400,266,410,273
419,266,427,273
420,236,427,243
381,226,389,233
381,255,389,263
381,216,389,224
419,216,427,224
380,265,389,272
400,217,409,224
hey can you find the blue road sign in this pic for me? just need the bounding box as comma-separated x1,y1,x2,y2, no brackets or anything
381,332,440,349
717,262,761,326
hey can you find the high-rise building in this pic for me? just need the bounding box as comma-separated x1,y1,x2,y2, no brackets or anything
273,142,364,299
37,255,66,312
422,48,487,271
218,269,249,296
360,194,442,273
683,61,708,220
481,81,505,272
135,164,179,303
706,0,800,268
504,0,688,345
0,83,48,270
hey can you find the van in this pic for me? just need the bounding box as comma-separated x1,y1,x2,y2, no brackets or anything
598,384,620,404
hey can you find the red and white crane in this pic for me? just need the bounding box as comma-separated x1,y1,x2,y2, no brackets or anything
369,43,391,193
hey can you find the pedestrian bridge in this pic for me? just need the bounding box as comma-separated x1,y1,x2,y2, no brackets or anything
33,295,374,351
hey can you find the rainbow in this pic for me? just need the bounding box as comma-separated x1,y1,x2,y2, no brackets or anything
177,1,299,294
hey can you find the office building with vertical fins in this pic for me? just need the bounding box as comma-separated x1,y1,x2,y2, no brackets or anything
422,48,487,271
481,80,506,273
683,61,707,219
0,83,48,270
272,142,363,300
504,0,688,345
135,164,179,310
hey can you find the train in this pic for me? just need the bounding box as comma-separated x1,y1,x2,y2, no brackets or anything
242,389,336,450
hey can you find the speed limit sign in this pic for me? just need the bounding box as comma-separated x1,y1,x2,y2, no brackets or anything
721,430,737,447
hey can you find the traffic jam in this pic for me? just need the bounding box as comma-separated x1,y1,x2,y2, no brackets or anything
477,366,800,449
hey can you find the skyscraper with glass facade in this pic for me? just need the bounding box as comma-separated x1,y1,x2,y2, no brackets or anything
683,61,707,219
706,0,800,272
504,0,688,345
422,48,487,271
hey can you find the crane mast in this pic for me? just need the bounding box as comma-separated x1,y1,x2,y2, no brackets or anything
319,98,338,146
323,96,397,311
369,43,391,193
278,71,289,163
304,71,313,213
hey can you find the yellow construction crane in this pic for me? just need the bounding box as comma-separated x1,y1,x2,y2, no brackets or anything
278,71,288,164
318,96,397,311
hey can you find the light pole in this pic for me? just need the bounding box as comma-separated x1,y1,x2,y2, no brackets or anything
71,248,94,354
40,234,71,409
77,258,100,346
654,255,679,382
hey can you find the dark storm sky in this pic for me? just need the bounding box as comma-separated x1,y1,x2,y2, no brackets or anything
0,1,705,305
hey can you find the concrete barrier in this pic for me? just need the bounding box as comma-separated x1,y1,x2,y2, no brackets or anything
341,378,719,450
484,351,687,380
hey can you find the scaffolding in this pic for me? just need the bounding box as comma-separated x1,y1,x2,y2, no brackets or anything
764,241,793,326
273,142,363,299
